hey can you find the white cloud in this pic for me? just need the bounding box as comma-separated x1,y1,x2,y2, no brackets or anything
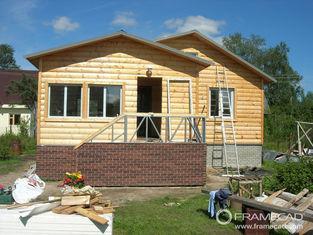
51,16,80,33
164,15,225,37
112,11,137,27
8,0,38,30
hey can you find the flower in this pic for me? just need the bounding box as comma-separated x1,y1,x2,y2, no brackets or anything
60,171,85,188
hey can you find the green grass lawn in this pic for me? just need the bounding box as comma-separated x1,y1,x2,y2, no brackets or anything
0,155,33,175
114,194,241,235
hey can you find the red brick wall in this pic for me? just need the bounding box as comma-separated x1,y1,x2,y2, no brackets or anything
36,146,76,180
36,143,206,186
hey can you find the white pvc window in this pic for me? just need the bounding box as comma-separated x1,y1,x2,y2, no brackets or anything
210,88,234,118
88,85,122,118
48,85,82,117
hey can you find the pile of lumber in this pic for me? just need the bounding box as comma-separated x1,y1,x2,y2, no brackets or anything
52,195,114,225
230,188,313,234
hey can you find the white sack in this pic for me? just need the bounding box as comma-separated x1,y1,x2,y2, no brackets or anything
12,174,45,204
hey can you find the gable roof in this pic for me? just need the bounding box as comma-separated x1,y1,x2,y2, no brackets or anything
25,31,213,68
156,30,276,83
0,69,38,105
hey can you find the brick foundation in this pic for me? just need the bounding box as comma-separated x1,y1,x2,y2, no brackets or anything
36,143,207,186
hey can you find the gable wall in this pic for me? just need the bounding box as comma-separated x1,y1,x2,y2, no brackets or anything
160,35,264,145
38,37,203,145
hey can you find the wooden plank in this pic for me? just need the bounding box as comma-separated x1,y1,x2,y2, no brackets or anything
229,195,313,222
61,195,90,206
74,114,125,149
74,207,108,224
299,221,313,235
52,205,73,214
92,205,115,214
282,188,309,208
278,192,313,211
37,58,42,145
263,188,286,204
276,194,313,226
58,197,100,214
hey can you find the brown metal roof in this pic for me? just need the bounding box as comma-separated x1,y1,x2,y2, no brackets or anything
25,31,213,68
0,69,38,105
156,30,276,83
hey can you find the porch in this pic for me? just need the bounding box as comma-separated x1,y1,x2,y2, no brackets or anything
74,113,207,149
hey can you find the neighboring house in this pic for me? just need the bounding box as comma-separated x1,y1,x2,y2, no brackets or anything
26,30,275,186
0,70,37,135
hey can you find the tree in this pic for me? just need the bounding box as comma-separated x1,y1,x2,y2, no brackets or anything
6,74,37,136
222,33,307,151
0,44,20,70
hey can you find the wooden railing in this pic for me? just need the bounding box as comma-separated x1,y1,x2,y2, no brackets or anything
74,113,206,149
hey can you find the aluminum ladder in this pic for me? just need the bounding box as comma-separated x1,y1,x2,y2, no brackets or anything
216,66,242,177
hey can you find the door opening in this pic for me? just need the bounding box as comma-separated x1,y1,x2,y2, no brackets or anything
137,78,162,138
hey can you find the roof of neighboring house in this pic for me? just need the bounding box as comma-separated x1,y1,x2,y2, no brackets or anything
25,31,213,68
0,69,38,105
156,30,276,83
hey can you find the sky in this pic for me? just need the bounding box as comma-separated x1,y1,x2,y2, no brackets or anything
0,0,312,91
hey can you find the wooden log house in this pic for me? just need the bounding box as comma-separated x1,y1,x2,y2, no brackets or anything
26,30,275,186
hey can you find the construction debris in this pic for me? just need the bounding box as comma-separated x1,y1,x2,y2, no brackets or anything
61,195,91,206
12,174,45,204
229,189,313,234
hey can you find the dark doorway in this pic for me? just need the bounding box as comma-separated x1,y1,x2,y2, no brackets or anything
137,78,162,138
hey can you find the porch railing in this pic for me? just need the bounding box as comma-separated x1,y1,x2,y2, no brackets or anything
74,113,206,149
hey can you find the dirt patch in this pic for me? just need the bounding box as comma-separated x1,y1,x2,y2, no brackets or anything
0,156,35,186
97,187,202,205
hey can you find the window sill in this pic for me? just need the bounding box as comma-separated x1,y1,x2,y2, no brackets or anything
207,116,237,122
44,117,118,123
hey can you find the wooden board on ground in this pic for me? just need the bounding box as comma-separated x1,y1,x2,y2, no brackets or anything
281,188,309,208
263,188,286,204
75,207,108,224
61,195,91,206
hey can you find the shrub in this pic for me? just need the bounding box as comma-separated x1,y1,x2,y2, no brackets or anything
263,158,313,194
18,119,30,137
0,133,19,160
0,132,36,159
19,135,36,154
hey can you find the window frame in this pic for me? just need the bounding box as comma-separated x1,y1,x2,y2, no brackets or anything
9,114,21,125
209,87,235,119
87,85,122,119
48,84,83,118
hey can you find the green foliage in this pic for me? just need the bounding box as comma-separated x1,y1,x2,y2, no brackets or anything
6,74,37,111
0,133,20,160
7,74,38,137
0,44,19,69
263,159,313,194
223,33,311,151
0,132,36,159
18,118,30,137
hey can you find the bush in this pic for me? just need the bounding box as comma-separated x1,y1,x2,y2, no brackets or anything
0,133,20,160
263,158,313,194
0,132,36,159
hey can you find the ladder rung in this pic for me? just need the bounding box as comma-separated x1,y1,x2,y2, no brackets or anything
224,125,233,128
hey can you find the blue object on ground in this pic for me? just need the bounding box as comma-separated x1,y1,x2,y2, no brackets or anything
208,190,217,217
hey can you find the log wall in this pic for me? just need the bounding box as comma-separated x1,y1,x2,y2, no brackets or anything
160,35,264,145
37,34,264,146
